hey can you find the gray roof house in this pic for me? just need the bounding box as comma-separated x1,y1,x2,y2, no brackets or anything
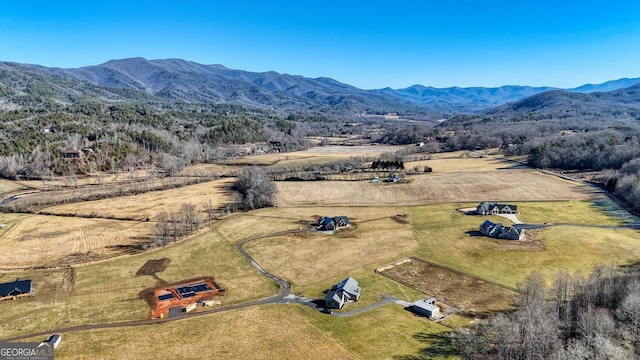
325,290,345,309
479,220,524,240
0,278,33,299
317,216,350,231
413,297,440,318
325,277,361,309
476,202,518,215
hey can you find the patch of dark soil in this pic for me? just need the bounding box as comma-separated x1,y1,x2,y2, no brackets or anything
107,243,146,256
57,251,102,265
17,231,67,241
490,230,545,251
60,268,76,296
392,214,410,224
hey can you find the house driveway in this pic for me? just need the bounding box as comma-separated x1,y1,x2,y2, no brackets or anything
497,213,522,224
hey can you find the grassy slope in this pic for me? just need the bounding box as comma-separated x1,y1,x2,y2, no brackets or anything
0,228,274,339
410,202,640,288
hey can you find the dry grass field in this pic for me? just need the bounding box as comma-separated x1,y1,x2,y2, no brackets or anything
242,207,420,293
276,170,598,207
42,178,234,221
49,304,454,360
0,215,151,267
230,144,410,166
53,306,356,360
405,156,513,173
2,149,639,359
0,228,274,339
0,179,29,195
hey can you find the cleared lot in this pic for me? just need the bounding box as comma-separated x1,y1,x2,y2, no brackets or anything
276,170,597,207
42,178,233,221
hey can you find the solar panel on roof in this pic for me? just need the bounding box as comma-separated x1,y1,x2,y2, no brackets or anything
182,293,196,298
158,293,174,301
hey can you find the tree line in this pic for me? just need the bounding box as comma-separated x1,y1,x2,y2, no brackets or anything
452,266,640,359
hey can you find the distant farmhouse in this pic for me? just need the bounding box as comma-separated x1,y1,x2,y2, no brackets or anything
412,297,440,319
479,220,524,240
0,278,33,300
317,216,350,231
63,149,83,159
325,277,361,309
476,202,518,215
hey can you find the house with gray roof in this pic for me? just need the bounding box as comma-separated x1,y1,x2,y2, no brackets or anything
317,216,350,231
476,202,518,215
325,277,361,309
0,278,33,300
479,220,524,240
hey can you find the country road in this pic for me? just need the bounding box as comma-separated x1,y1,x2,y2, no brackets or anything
2,230,304,342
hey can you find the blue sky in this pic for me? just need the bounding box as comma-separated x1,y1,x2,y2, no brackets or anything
1,1,639,89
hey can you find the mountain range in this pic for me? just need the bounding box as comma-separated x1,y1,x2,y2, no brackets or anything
2,57,640,117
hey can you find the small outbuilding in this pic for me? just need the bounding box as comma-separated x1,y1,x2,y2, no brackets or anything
0,278,33,300
47,334,62,350
413,297,440,318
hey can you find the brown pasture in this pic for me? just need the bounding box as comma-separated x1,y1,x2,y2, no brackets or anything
53,305,356,360
244,213,420,292
42,178,234,221
0,215,150,267
276,170,598,207
230,144,411,166
379,258,517,315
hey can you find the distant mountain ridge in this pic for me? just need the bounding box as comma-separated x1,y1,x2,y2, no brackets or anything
4,57,640,115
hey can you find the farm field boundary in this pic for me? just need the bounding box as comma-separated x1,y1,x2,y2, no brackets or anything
375,257,519,293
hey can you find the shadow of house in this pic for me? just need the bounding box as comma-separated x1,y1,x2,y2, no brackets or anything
325,276,361,309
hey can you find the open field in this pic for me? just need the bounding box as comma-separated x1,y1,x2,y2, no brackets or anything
0,215,151,267
405,156,514,173
409,202,640,288
53,305,356,360
299,304,455,359
46,304,454,360
0,179,29,195
1,149,639,358
0,228,274,339
42,178,234,221
230,144,410,166
242,207,421,300
276,170,598,206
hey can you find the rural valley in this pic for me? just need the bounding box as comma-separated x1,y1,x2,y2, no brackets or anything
0,57,639,359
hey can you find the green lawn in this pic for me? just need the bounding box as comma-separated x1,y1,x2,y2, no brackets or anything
409,202,640,288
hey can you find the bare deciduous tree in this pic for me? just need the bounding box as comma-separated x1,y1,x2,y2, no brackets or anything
233,166,277,210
